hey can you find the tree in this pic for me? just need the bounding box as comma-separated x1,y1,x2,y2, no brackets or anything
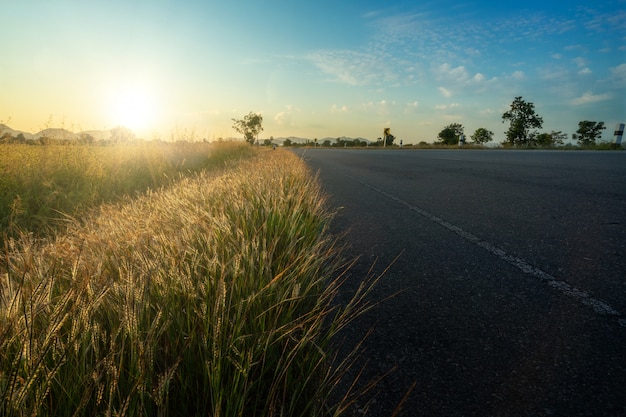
573,121,605,147
502,97,543,146
110,126,135,142
437,123,464,145
471,127,493,145
232,112,263,145
536,130,567,147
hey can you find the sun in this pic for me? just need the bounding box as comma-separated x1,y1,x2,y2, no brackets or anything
109,86,158,134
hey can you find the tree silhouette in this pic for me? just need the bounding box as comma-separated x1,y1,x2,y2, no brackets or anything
502,97,543,146
232,112,263,145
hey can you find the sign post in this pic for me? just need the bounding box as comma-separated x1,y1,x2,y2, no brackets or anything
614,123,625,147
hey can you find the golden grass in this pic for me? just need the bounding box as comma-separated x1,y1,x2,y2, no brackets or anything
0,141,255,244
0,147,376,416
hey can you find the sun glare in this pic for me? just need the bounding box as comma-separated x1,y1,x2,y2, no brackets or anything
109,86,158,134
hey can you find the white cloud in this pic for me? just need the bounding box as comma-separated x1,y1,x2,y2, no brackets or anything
404,101,419,114
572,57,587,68
578,67,592,75
308,50,381,86
611,63,626,85
359,100,393,115
330,104,348,113
274,111,292,126
436,63,469,83
435,103,459,110
539,66,569,80
438,86,452,97
570,91,612,105
510,70,525,80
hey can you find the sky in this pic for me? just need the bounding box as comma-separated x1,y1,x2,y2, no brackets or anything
1,0,625,143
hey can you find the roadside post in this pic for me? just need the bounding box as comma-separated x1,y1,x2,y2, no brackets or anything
614,123,625,147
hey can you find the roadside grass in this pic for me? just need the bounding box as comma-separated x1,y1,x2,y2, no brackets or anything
0,141,255,245
0,148,375,416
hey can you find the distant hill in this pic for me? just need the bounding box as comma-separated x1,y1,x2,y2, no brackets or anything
34,128,78,140
0,124,135,142
0,124,375,145
0,124,34,140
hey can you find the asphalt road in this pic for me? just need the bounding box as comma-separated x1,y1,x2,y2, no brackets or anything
292,149,626,417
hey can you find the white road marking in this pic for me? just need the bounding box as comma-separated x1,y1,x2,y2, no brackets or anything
340,171,624,327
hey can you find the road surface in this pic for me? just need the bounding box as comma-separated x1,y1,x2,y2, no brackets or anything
293,149,626,417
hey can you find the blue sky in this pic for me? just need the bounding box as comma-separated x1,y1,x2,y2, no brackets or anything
1,0,625,143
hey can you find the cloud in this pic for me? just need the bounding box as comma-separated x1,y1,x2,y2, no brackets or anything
570,91,612,105
404,101,419,114
539,66,569,80
435,103,459,110
510,70,525,80
330,104,348,113
578,67,592,75
438,86,452,97
434,63,493,93
436,63,469,83
308,48,396,86
611,63,626,86
274,110,292,126
359,100,394,115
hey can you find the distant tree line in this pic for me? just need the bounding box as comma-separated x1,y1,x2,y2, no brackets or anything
435,96,611,148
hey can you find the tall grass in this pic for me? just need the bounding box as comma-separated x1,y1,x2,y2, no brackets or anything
0,148,376,416
0,141,256,244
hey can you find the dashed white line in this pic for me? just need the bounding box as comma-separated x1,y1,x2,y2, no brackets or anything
340,171,624,327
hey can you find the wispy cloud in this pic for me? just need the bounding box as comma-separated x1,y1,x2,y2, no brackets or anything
274,105,298,126
274,111,292,126
359,100,395,115
330,104,348,113
438,87,452,98
611,63,626,86
308,45,403,86
435,103,459,110
570,91,612,105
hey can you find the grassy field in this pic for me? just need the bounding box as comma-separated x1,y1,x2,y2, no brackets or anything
0,143,375,416
0,141,255,245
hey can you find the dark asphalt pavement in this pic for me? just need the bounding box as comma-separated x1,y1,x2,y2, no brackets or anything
293,149,626,417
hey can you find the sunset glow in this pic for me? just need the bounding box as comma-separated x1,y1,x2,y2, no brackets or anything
108,86,159,134
1,1,624,142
